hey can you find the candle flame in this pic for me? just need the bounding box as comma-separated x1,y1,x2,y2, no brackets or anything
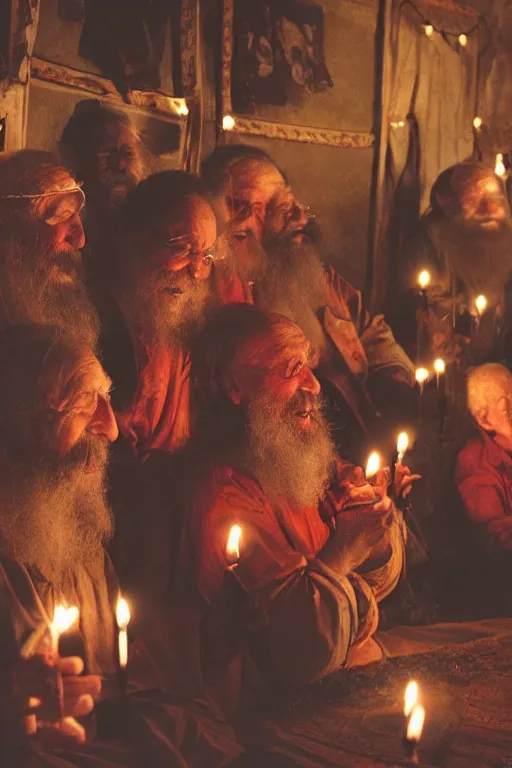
495,153,506,179
407,704,426,742
222,115,236,131
475,295,487,315
176,101,189,117
365,451,381,480
415,368,429,384
116,598,130,630
227,524,242,561
458,33,468,47
424,24,434,37
473,116,482,130
418,270,431,289
53,605,79,636
434,358,446,375
404,680,419,717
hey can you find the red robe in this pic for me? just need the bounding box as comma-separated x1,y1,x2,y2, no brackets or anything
456,428,512,553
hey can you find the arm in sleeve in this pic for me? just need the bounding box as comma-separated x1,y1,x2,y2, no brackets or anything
188,473,378,685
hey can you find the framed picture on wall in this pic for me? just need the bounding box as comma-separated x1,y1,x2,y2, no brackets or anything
221,0,375,148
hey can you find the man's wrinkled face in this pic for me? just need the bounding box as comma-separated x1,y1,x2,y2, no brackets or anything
47,350,118,464
229,320,321,431
35,183,86,285
124,195,217,342
223,159,310,249
457,176,510,231
477,373,512,442
89,122,144,209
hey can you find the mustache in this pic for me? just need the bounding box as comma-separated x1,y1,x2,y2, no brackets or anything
61,435,109,474
286,391,321,417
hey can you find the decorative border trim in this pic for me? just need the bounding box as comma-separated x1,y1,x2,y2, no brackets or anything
30,57,188,120
181,0,198,99
225,116,374,148
221,0,374,148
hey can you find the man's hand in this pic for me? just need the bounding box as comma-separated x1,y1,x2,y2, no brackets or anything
20,655,101,747
336,497,393,573
392,464,421,499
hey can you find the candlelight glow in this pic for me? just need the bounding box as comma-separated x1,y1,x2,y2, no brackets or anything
434,358,446,375
407,704,426,742
423,24,434,37
473,116,482,130
53,605,79,636
415,368,429,385
495,153,506,178
227,524,242,561
116,598,130,630
397,432,409,463
222,114,236,131
404,680,419,717
417,270,431,289
177,101,189,117
365,451,381,480
475,294,487,315
458,33,468,47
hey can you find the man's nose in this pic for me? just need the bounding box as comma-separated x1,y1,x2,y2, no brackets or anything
187,253,211,280
66,214,86,250
89,397,119,443
300,367,321,396
290,201,309,230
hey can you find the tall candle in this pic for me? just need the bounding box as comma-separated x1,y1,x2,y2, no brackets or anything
116,598,130,669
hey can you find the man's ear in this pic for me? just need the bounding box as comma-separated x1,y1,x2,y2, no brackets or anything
475,406,493,433
222,369,244,405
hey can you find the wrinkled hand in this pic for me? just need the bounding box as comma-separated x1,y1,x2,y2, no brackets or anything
337,496,393,572
393,464,421,499
22,656,101,747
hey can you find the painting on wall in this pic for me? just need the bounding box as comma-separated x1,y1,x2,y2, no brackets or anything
232,0,333,112
222,0,374,148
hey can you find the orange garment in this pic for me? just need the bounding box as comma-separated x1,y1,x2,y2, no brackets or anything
115,345,191,459
181,458,405,690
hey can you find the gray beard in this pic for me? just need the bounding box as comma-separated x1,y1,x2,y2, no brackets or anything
0,458,113,585
0,237,100,349
256,239,329,350
245,390,335,509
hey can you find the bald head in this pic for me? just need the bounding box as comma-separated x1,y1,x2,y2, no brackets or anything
432,162,510,230
467,363,512,440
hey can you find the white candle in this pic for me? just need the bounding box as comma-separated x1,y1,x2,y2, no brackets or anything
116,598,130,669
397,432,409,465
434,358,445,387
226,524,242,566
51,605,79,654
415,367,429,395
404,680,419,717
365,451,381,481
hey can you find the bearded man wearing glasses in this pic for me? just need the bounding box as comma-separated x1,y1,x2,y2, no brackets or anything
0,150,99,348
98,170,220,460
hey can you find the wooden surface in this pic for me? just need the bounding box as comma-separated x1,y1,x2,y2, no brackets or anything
239,620,512,767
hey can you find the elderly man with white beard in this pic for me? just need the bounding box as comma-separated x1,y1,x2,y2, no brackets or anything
0,324,247,767
0,150,100,348
174,304,409,714
202,145,416,464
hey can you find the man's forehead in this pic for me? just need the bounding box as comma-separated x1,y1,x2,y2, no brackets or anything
229,159,285,197
240,320,309,367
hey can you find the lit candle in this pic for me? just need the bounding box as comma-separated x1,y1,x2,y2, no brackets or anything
473,116,482,131
417,270,430,290
434,358,445,387
475,294,487,316
226,524,242,567
404,680,419,717
397,432,409,465
495,153,506,179
403,704,426,764
51,605,79,655
458,33,468,47
423,24,434,37
415,367,429,395
222,114,236,131
365,451,381,481
116,598,130,669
